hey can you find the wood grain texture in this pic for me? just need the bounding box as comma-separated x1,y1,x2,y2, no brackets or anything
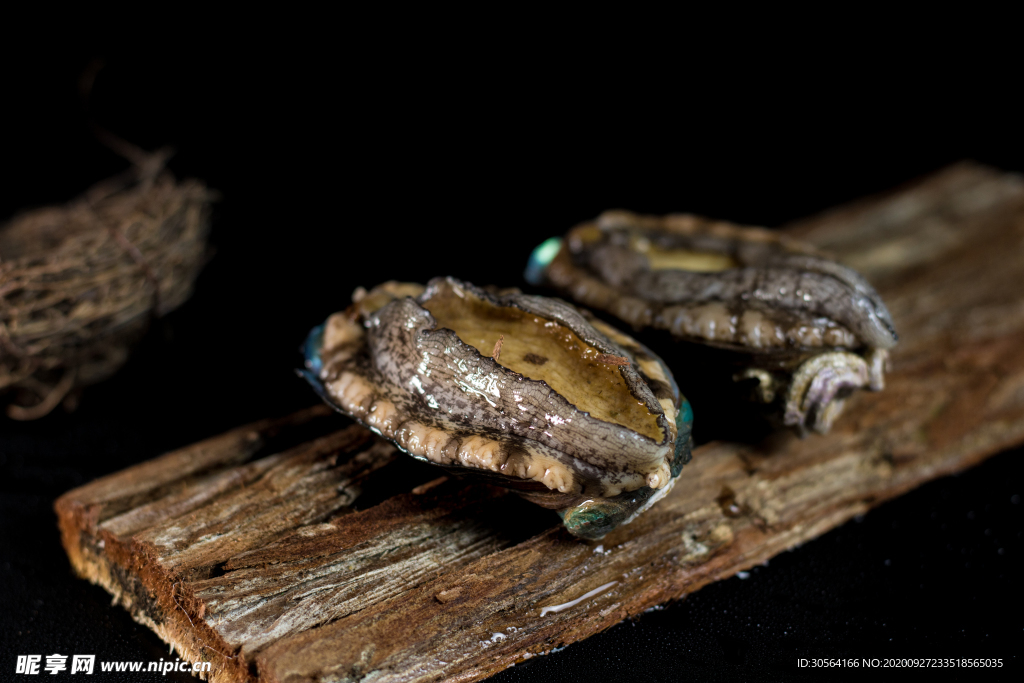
55,163,1024,682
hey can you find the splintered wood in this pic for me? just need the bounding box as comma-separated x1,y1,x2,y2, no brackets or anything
56,164,1024,682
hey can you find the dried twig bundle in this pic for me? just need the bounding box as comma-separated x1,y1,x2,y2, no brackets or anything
0,152,214,419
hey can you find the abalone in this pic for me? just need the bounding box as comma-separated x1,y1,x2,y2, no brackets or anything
525,210,898,434
300,277,692,540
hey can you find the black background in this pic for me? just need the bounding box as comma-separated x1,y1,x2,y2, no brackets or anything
1,29,1021,682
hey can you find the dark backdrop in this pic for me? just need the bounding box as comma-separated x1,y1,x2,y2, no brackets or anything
2,37,1020,682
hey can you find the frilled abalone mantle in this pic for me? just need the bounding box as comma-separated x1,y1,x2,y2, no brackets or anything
302,278,690,519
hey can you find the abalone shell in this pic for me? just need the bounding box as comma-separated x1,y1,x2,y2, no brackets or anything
526,210,898,434
301,277,693,539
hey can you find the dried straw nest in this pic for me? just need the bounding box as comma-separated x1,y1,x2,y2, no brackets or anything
0,151,214,419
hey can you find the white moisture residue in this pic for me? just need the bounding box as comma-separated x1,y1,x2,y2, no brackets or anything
736,571,750,579
539,581,618,617
479,630,515,648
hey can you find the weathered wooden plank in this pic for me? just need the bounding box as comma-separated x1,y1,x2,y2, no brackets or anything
55,163,1024,683
196,487,522,653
